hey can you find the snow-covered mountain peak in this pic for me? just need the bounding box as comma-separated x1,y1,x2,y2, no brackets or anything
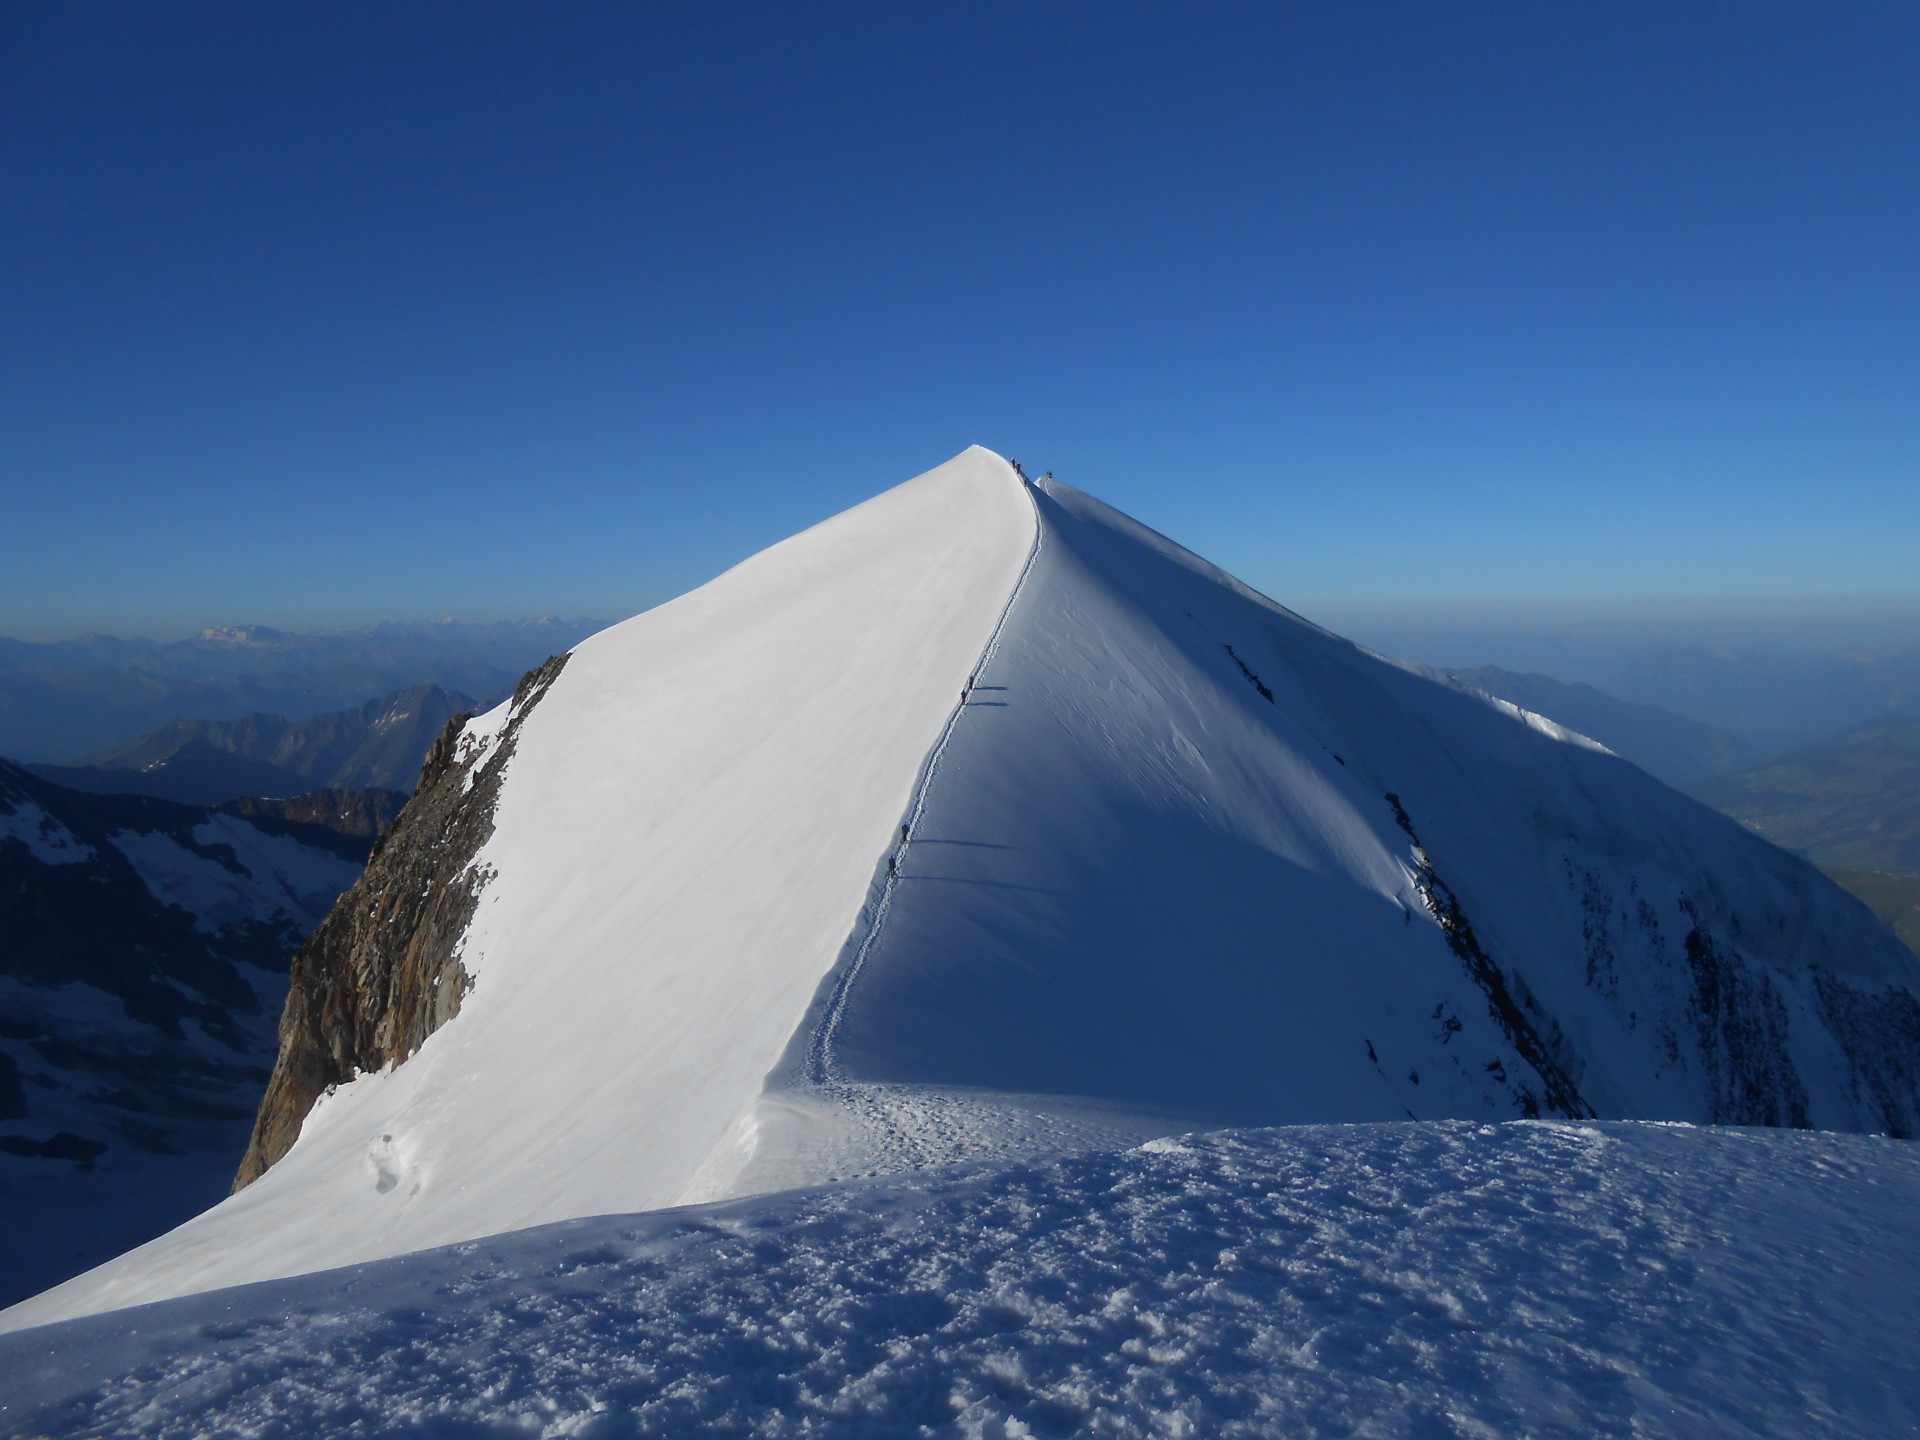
8,447,1918,1333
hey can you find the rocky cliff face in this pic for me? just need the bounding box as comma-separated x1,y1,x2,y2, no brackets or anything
233,655,569,1189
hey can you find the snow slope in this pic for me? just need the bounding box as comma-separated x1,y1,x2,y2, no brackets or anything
747,478,1920,1185
8,446,1918,1333
0,448,1036,1329
4,1122,1917,1439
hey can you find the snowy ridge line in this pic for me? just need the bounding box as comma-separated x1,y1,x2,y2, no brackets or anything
805,472,1046,1087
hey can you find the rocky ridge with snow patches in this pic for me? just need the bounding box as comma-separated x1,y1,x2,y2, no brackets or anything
0,762,363,1306
234,655,567,1187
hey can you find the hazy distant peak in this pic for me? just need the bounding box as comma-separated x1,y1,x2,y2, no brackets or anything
40,683,482,802
1437,663,1756,786
195,625,291,647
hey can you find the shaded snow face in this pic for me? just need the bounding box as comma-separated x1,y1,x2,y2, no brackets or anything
771,477,1920,1185
805,482,1524,1129
4,1122,1917,1439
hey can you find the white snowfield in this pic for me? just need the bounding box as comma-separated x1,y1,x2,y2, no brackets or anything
0,801,94,865
106,818,361,935
3,1123,1916,1439
7,446,1919,1338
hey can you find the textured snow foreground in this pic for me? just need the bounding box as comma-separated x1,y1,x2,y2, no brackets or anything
3,1122,1917,1439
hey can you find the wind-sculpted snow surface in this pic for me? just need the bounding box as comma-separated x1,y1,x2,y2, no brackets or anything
4,1123,1918,1439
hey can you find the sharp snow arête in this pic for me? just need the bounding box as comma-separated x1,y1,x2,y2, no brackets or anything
7,445,1918,1333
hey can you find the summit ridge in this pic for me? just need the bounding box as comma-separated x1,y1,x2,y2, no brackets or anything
7,447,1918,1333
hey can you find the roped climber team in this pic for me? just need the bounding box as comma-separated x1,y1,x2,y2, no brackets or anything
1010,456,1052,487
891,456,1048,882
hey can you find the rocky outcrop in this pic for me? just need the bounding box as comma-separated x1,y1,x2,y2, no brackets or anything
1675,901,1813,1129
1384,791,1594,1121
1814,974,1920,1138
233,654,569,1190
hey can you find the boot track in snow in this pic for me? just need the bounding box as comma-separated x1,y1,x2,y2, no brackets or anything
805,470,1047,1089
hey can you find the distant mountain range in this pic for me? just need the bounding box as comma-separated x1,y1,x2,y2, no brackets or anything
1438,666,1757,786
221,788,409,845
0,618,604,763
0,673,468,1303
1602,645,1920,753
32,684,475,804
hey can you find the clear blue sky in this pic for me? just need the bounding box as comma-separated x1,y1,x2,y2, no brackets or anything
4,2,1916,640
